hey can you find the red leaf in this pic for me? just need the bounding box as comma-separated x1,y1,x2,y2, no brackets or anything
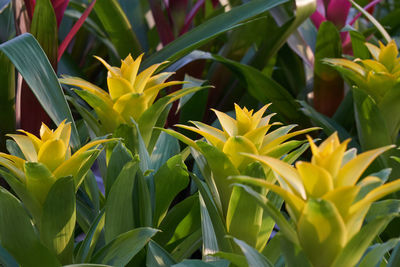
50,0,70,28
57,0,97,62
310,10,326,29
23,0,36,20
149,0,175,45
326,0,351,28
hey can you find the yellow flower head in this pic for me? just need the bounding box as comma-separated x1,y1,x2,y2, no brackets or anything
324,40,400,102
0,121,109,204
237,133,400,267
173,104,317,170
60,54,185,132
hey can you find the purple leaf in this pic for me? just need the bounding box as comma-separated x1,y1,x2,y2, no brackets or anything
23,0,36,20
179,0,204,35
51,0,70,28
326,0,351,28
57,0,96,61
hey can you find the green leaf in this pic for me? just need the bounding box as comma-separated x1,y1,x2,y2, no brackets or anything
0,33,80,147
142,0,288,69
172,260,229,267
93,0,142,58
353,88,392,150
233,237,274,267
133,168,153,227
0,187,60,267
332,216,396,267
212,251,247,267
279,235,312,267
0,243,18,267
105,141,133,197
365,200,400,223
150,131,180,172
24,161,56,205
213,55,307,124
40,176,76,264
358,238,400,267
196,141,239,216
105,160,139,243
349,31,370,60
75,210,105,263
146,240,177,267
170,229,202,262
92,227,158,266
30,0,58,66
388,240,400,267
63,264,112,267
154,155,189,226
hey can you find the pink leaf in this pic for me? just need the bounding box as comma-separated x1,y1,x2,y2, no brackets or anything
326,0,351,28
57,0,97,62
51,0,70,28
310,11,326,29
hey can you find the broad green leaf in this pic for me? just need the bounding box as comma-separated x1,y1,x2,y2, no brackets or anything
105,141,133,197
213,55,307,124
170,229,202,262
349,31,370,59
388,241,400,267
358,238,400,267
365,199,400,223
0,188,60,267
93,0,142,58
332,216,396,267
279,235,312,267
154,194,200,247
0,243,18,267
212,251,247,267
0,33,80,147
353,88,392,150
24,161,56,205
191,174,233,254
133,168,153,227
92,227,158,266
146,240,177,267
83,171,100,213
154,155,189,226
150,131,180,172
41,176,76,264
142,0,288,69
63,264,112,267
233,237,274,267
105,160,139,243
197,141,239,216
75,210,105,263
30,0,58,66
377,83,400,141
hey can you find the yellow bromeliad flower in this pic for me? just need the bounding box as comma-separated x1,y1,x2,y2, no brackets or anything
235,133,400,267
60,54,186,133
0,121,109,204
324,40,400,103
166,103,318,171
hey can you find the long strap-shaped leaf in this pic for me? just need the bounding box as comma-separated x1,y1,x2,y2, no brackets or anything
142,0,288,69
0,33,80,148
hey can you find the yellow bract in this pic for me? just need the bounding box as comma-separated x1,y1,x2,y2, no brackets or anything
175,103,317,170
325,40,400,102
241,133,400,267
60,54,184,132
0,121,109,204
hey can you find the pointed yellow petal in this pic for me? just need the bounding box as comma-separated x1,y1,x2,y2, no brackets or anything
322,186,360,219
222,136,258,170
24,162,56,204
17,130,42,152
143,71,174,90
59,76,113,105
134,63,164,93
244,124,274,149
241,154,306,199
143,81,185,106
113,92,146,122
258,113,276,128
176,124,225,149
0,155,25,181
234,104,252,134
40,123,53,141
230,176,305,221
379,40,398,71
212,109,237,137
365,43,381,61
38,139,67,172
121,54,142,85
324,58,366,76
7,134,38,162
361,59,389,73
336,145,394,187
190,121,226,142
260,127,319,154
94,56,121,77
52,120,71,147
252,104,271,127
296,162,334,198
0,153,25,171
107,76,134,99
